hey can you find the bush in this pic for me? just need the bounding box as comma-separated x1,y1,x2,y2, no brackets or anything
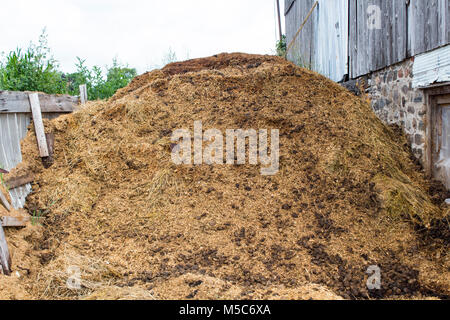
0,29,66,94
276,35,287,57
66,58,137,100
0,29,137,100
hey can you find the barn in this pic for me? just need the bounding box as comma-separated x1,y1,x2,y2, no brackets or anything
285,0,450,188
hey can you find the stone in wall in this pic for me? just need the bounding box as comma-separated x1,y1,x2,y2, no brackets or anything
366,58,426,163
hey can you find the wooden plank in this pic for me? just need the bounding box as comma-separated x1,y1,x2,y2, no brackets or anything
1,216,29,227
29,93,49,158
409,0,447,56
349,0,357,78
0,90,78,114
0,188,11,212
437,95,450,105
4,174,34,189
0,224,11,275
427,84,450,96
79,84,88,104
348,0,408,78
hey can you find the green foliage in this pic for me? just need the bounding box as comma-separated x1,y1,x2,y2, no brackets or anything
0,29,66,94
276,35,287,57
66,58,137,100
0,29,137,100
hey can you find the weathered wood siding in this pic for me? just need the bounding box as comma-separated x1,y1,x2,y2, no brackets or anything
285,0,450,80
409,0,449,56
349,0,408,78
0,113,32,209
285,0,317,68
285,0,348,82
315,0,348,82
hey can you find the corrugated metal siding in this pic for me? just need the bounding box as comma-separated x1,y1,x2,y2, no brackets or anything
413,44,450,88
0,113,32,209
315,0,348,82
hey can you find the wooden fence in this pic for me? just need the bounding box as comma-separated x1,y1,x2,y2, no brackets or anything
0,90,79,208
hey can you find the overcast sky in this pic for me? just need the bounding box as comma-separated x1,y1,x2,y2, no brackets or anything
0,0,285,74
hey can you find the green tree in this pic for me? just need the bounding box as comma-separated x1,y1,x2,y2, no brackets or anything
0,29,138,100
66,57,136,100
0,29,66,94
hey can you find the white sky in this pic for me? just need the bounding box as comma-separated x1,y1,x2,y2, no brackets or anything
0,0,285,74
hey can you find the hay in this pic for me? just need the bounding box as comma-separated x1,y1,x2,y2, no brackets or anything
2,53,449,300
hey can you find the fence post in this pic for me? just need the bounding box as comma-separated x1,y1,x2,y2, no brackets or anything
79,84,88,104
29,93,49,158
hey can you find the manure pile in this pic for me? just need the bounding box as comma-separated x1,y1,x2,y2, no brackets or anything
2,53,449,300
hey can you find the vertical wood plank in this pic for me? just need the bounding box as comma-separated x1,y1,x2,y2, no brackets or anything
79,84,88,104
29,93,49,158
349,0,357,78
0,188,11,212
0,223,11,275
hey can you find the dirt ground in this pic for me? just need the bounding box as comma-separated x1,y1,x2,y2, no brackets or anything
1,53,449,300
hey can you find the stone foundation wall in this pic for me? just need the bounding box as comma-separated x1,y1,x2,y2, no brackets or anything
366,58,427,162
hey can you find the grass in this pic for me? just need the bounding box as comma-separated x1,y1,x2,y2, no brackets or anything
31,200,57,226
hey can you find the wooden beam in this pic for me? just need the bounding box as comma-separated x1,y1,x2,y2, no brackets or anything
0,90,78,114
79,84,88,104
1,216,29,227
0,224,11,275
0,188,11,212
29,93,49,158
4,174,34,190
424,83,450,96
437,95,450,105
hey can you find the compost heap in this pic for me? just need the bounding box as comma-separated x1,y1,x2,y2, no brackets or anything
2,53,449,300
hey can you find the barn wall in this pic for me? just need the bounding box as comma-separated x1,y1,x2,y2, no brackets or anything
315,0,348,82
408,0,449,56
286,0,450,80
285,0,348,82
349,0,408,78
285,0,317,68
